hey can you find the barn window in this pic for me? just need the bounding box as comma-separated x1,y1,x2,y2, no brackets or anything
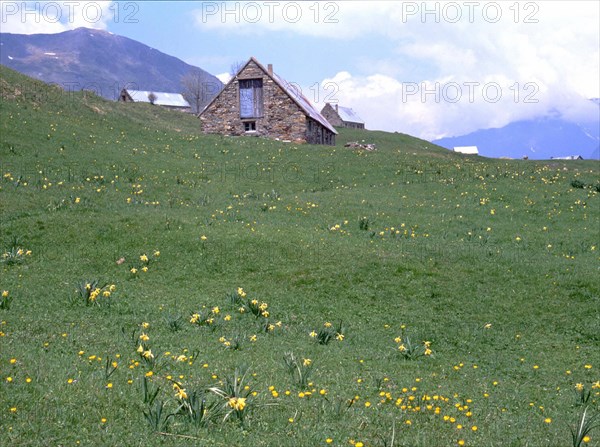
244,121,256,132
239,79,263,118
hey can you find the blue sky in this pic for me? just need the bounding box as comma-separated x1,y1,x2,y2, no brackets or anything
2,1,599,139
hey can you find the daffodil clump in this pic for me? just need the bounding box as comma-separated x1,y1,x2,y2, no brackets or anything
189,306,221,330
394,335,433,360
173,385,220,427
1,244,32,266
127,251,160,276
191,288,283,348
283,351,314,389
0,289,13,310
135,328,157,370
309,321,345,345
230,288,272,321
74,279,117,306
208,366,254,427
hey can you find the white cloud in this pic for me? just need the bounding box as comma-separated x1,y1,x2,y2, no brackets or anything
0,1,115,34
316,68,595,141
195,1,599,137
192,1,386,39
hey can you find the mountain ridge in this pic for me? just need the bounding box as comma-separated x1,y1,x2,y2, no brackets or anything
433,110,600,160
0,27,222,108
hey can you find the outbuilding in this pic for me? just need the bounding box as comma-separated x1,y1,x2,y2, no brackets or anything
119,89,191,112
320,103,365,129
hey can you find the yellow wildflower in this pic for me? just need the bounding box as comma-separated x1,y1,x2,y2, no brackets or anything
175,387,188,400
228,397,246,411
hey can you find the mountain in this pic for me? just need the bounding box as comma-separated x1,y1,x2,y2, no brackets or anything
433,108,600,160
0,27,222,109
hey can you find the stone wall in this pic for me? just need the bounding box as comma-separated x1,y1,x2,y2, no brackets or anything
306,117,335,145
200,60,334,145
320,103,344,127
344,121,365,129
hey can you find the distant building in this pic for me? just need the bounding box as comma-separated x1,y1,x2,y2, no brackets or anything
320,103,365,129
550,155,584,160
453,146,479,155
119,89,191,112
199,57,337,145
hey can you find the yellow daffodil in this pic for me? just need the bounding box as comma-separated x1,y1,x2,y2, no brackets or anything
175,387,188,400
228,397,246,411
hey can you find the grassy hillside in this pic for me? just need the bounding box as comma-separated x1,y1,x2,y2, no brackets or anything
1,65,599,447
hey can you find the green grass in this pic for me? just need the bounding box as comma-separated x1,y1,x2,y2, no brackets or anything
1,64,599,446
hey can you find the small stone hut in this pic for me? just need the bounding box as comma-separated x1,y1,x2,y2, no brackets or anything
199,57,337,145
321,103,365,129
119,89,191,112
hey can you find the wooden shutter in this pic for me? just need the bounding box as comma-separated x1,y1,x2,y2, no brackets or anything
239,79,263,118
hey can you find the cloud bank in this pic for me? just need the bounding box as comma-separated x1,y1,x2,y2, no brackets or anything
195,1,599,138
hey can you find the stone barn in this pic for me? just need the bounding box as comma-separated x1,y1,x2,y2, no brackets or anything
199,57,337,145
320,103,365,129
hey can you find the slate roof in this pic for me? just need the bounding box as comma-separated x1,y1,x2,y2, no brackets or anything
269,69,337,134
453,146,479,155
336,105,364,124
123,89,190,108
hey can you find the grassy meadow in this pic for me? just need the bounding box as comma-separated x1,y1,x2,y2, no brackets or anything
1,65,599,446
